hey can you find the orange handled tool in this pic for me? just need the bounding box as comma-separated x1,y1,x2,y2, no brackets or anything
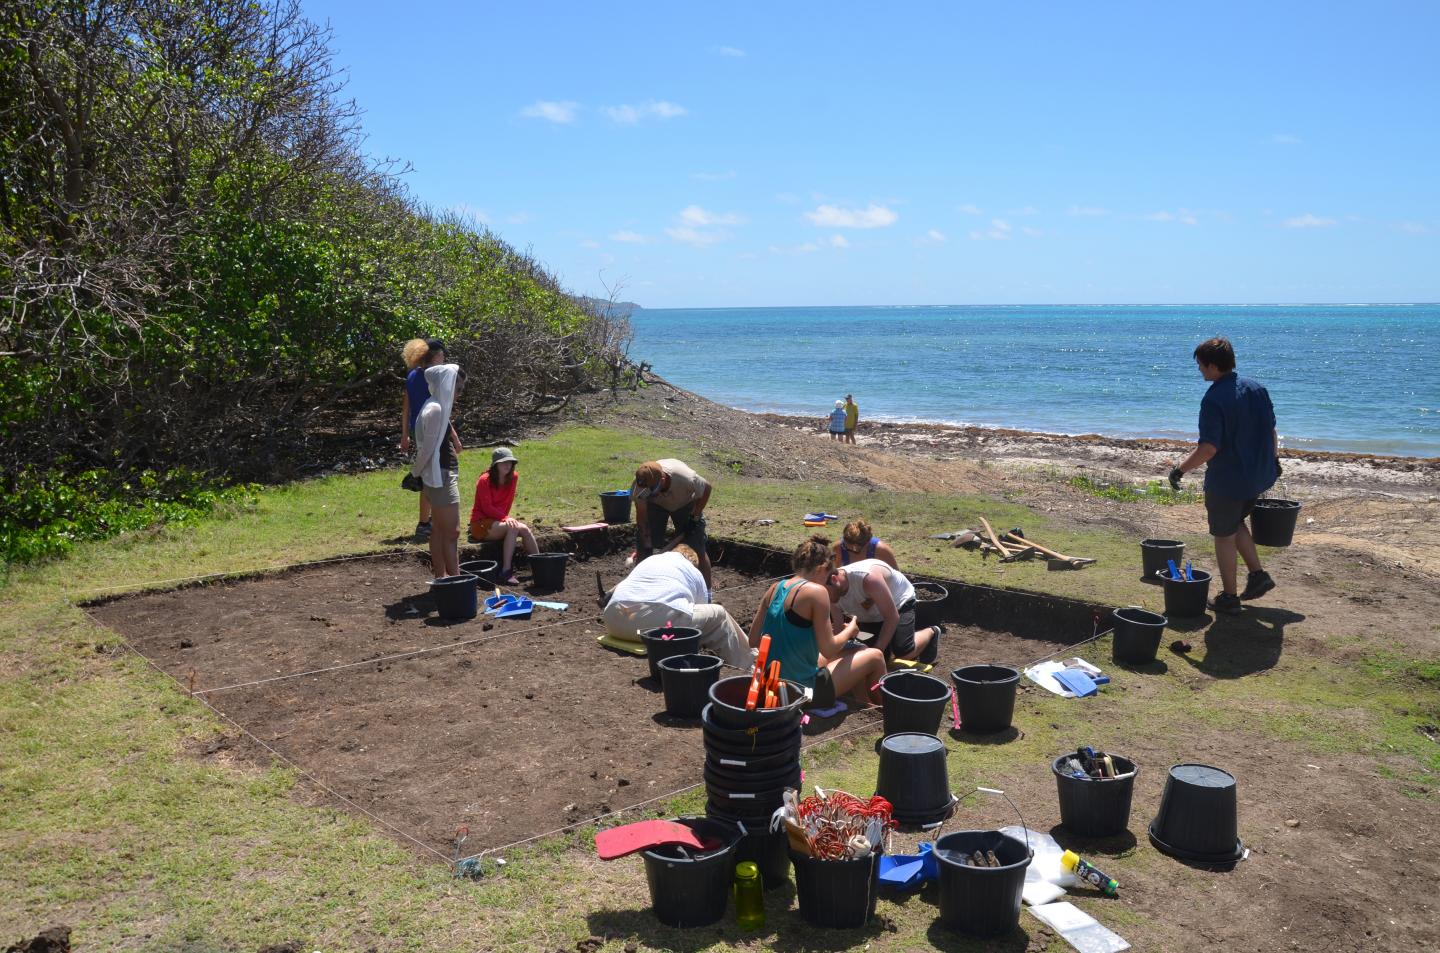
746,635,772,711
764,660,781,708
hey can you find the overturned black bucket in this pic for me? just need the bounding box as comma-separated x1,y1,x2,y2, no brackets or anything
659,653,722,717
459,559,498,586
791,849,882,928
1250,498,1301,547
1140,538,1185,584
913,581,949,629
429,573,478,620
875,732,953,826
600,490,632,524
1158,567,1212,617
1149,764,1244,867
951,665,1020,733
528,552,569,592
880,670,953,737
935,830,1031,937
641,626,702,681
1111,606,1167,665
1053,754,1137,837
641,815,742,927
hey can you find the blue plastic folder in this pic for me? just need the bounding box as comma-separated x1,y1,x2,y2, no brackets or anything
1053,668,1100,698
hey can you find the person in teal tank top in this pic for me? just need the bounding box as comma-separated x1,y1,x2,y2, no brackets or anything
746,535,887,707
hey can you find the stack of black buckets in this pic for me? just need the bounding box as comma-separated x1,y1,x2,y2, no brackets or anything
701,675,805,887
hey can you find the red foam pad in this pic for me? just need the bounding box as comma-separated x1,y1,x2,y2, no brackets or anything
595,820,712,860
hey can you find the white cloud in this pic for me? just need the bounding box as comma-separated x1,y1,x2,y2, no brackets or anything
775,192,802,205
691,170,737,181
770,242,821,255
666,226,726,247
1008,206,1040,216
829,234,850,248
916,229,946,245
520,100,579,124
1283,213,1337,228
970,219,1012,241
579,239,601,249
1021,226,1043,237
1145,209,1197,225
1397,222,1431,234
610,230,647,243
506,212,531,225
1068,205,1110,217
603,100,688,124
1271,133,1303,145
805,203,898,228
957,203,983,215
716,46,746,57
679,205,746,227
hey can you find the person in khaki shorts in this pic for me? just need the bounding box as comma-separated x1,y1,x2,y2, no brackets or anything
601,546,754,668
410,364,466,579
632,458,714,586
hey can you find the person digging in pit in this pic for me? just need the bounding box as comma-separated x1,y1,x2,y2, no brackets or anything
631,458,713,587
747,535,887,708
1167,336,1280,615
601,545,754,668
825,557,943,665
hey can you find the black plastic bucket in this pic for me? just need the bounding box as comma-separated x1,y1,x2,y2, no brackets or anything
705,745,799,773
913,581,949,630
706,675,808,730
703,759,802,793
1140,538,1184,583
701,704,802,750
1149,763,1244,866
706,798,785,827
528,552,569,592
880,670,953,737
950,665,1020,733
459,559,498,586
641,815,742,927
733,827,790,890
1250,499,1301,547
429,573,478,620
641,626,702,681
875,732,952,826
1111,607,1167,665
600,490,632,524
1158,567,1212,618
702,728,802,760
1053,754,1138,837
659,653,722,717
935,830,1031,937
791,849,882,929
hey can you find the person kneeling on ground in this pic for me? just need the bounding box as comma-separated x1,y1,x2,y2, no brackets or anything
410,364,466,580
825,557,942,664
468,446,539,586
747,535,886,707
601,546,754,669
833,518,899,570
632,458,713,587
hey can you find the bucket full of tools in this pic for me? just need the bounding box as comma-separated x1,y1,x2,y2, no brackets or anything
779,788,893,929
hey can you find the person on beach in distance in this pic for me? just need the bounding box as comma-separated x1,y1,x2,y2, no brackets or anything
828,399,847,441
468,447,539,586
748,536,887,707
844,394,858,444
410,364,466,579
632,458,714,587
602,545,754,667
833,518,899,570
1167,337,1280,615
400,338,461,539
826,557,943,663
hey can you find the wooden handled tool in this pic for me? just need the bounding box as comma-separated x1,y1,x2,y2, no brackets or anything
980,517,1012,557
1002,532,1096,568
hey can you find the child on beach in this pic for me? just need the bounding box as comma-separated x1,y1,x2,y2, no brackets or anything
400,338,462,539
468,447,540,585
828,400,847,440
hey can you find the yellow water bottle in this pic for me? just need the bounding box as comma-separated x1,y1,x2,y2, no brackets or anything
733,860,765,929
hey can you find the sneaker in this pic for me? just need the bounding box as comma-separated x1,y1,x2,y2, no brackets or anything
415,521,432,539
1240,570,1276,601
1207,591,1244,615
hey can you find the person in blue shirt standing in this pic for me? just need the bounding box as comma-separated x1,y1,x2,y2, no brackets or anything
1167,337,1281,614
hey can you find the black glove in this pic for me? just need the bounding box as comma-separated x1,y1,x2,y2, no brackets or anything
1275,459,1283,480
401,472,423,492
1168,467,1184,491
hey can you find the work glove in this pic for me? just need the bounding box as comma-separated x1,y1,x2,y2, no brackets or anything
1168,467,1184,491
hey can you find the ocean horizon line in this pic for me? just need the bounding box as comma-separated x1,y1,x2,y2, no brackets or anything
640,301,1436,312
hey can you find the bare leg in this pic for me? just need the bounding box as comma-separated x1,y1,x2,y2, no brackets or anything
897,626,939,661
419,494,431,524
698,548,713,588
430,502,460,577
517,523,539,556
1235,522,1263,574
827,648,887,705
1213,533,1239,596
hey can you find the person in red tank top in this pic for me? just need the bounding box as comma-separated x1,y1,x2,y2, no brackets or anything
468,447,538,584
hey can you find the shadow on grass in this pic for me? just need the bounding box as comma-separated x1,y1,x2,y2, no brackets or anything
924,920,1033,951
948,725,1022,745
1048,824,1139,857
1177,606,1305,679
1113,657,1169,676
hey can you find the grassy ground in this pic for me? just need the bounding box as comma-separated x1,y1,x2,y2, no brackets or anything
2,424,1435,951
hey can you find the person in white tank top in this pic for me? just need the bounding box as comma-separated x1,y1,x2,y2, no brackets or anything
825,558,941,662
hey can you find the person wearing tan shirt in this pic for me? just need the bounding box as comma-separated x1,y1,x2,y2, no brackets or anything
632,458,714,586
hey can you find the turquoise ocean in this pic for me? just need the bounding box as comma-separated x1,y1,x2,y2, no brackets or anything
629,304,1440,458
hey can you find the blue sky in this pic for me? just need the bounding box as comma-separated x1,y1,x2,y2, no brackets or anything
304,1,1439,307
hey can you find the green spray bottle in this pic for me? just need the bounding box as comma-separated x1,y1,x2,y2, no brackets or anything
1061,850,1119,896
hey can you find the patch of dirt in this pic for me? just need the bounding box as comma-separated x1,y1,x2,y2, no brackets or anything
90,548,1067,856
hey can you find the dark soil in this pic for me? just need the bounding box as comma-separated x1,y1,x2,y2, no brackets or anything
90,548,1068,856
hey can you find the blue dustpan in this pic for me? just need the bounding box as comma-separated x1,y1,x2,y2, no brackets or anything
495,597,533,619
485,594,516,614
878,842,937,889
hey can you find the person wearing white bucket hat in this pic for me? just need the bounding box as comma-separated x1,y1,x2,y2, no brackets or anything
468,446,538,585
827,399,847,440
